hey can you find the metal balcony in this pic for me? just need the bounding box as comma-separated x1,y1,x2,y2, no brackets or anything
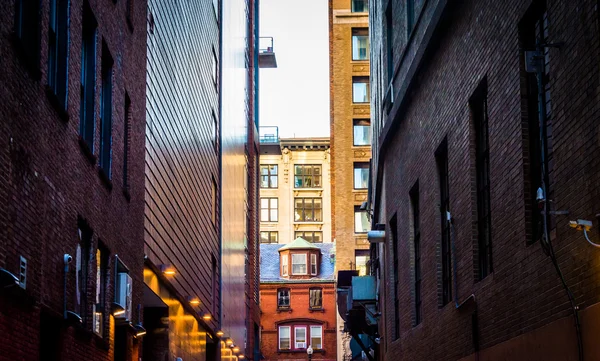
259,37,278,68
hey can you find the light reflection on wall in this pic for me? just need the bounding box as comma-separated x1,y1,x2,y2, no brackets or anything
221,0,249,348
144,268,208,360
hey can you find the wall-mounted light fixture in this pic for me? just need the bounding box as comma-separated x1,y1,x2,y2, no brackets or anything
134,323,147,337
0,268,19,289
232,346,240,353
187,296,201,306
159,264,176,275
226,338,233,346
112,303,126,317
238,355,245,359
216,330,224,337
202,313,212,321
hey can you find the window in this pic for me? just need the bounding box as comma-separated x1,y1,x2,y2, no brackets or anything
212,111,218,152
519,1,549,245
294,198,322,222
471,79,492,280
279,326,291,350
212,47,218,88
294,165,322,188
15,0,41,74
212,0,219,19
390,214,400,340
295,231,323,243
277,288,290,308
93,244,108,336
77,220,92,323
353,76,370,103
281,255,288,276
80,5,97,151
48,0,70,110
260,198,278,222
352,28,369,61
212,255,217,315
410,183,421,325
355,250,369,276
351,0,367,12
260,164,278,188
309,288,322,309
310,326,323,349
292,253,307,275
436,140,452,306
354,206,371,233
310,254,318,275
353,119,371,146
407,0,415,38
260,231,278,243
99,43,113,178
123,93,131,191
386,3,394,84
126,0,134,30
212,178,218,225
295,327,307,349
353,162,369,189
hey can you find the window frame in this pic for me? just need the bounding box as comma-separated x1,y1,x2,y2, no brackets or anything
291,253,308,275
351,28,369,61
309,287,322,309
79,6,97,152
93,243,108,337
352,76,370,103
294,164,322,189
48,0,70,111
281,254,288,276
260,164,278,188
99,42,113,179
260,231,278,244
294,326,307,349
310,325,323,349
353,119,371,146
294,231,323,243
278,325,291,350
410,183,422,325
310,254,318,275
354,206,370,233
436,139,452,306
277,288,290,309
354,249,369,276
294,198,323,222
260,197,278,222
351,0,367,13
353,162,369,189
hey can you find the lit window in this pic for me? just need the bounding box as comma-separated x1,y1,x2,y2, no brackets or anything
294,165,322,188
279,326,291,350
309,288,322,309
352,28,369,61
281,255,288,276
310,326,323,349
277,288,290,308
295,327,307,349
353,77,370,103
260,164,278,188
351,0,367,12
292,254,307,275
294,198,322,222
353,119,371,146
93,244,108,336
310,254,318,275
261,231,278,243
353,162,369,189
260,198,278,222
354,206,371,233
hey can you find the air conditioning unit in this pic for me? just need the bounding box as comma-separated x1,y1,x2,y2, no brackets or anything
296,342,306,349
116,272,132,320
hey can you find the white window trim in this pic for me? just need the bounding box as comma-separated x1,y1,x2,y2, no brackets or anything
294,326,307,349
281,255,288,276
279,326,291,350
291,253,308,275
310,254,317,275
310,325,323,349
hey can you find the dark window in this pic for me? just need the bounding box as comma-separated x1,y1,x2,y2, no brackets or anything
407,0,415,38
77,219,93,324
410,183,421,325
14,0,41,75
436,139,452,306
99,43,113,178
294,231,323,243
79,5,97,150
351,0,367,12
212,255,217,316
126,0,134,30
353,119,371,146
277,288,290,308
309,288,322,309
260,164,278,188
471,79,493,280
386,3,393,84
48,0,70,110
519,1,549,244
212,177,218,225
260,231,278,243
294,198,322,222
390,213,399,339
294,164,322,188
352,28,369,61
123,93,131,190
352,76,370,103
212,111,219,152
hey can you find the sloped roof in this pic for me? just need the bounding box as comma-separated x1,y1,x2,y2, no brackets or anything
278,237,320,251
260,243,335,284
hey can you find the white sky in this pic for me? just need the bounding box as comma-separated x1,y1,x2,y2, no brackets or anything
259,0,330,138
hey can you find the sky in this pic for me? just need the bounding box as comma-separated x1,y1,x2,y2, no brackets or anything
259,0,330,138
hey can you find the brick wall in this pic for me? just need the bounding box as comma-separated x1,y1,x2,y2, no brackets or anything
370,0,600,360
0,0,147,360
260,282,338,361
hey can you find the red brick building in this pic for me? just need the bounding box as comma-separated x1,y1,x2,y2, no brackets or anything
0,0,148,360
260,240,337,361
366,0,600,360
